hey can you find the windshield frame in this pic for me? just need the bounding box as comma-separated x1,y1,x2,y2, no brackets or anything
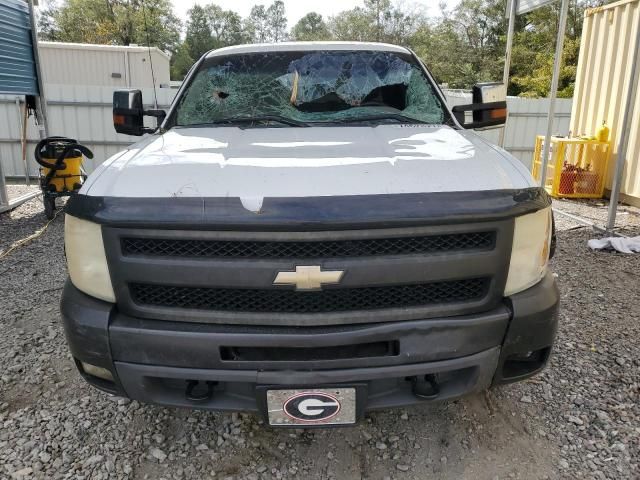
163,47,457,130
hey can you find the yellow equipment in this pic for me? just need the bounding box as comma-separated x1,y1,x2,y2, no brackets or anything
35,137,93,218
596,121,610,143
532,135,612,199
40,151,83,193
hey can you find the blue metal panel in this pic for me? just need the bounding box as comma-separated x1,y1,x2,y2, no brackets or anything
0,0,39,95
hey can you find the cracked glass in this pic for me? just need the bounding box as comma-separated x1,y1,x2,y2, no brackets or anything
174,50,446,127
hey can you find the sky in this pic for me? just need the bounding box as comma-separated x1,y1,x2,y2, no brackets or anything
171,0,461,26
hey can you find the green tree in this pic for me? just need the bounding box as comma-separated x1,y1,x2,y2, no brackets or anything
246,5,269,43
328,0,425,44
185,5,214,60
244,1,288,43
170,41,194,80
205,5,245,47
328,7,373,41
365,0,391,42
509,1,590,97
38,0,181,53
291,12,331,41
267,0,287,42
38,6,63,41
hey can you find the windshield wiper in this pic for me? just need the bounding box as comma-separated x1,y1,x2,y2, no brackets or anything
332,114,428,125
189,115,308,128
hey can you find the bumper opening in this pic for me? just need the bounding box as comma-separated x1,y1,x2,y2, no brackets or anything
219,340,400,362
501,347,551,381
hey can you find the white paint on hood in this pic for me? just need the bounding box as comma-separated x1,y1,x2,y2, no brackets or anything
82,124,534,200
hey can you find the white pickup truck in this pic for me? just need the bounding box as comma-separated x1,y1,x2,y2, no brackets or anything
61,42,558,427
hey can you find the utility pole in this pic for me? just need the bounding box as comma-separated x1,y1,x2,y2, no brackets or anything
538,0,570,188
499,0,517,148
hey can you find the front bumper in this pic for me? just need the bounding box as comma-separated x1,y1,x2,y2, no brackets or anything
60,272,559,418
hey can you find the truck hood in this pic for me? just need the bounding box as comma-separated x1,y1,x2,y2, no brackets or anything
83,125,534,209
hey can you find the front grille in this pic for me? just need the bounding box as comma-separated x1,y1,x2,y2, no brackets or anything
129,278,489,314
121,231,495,259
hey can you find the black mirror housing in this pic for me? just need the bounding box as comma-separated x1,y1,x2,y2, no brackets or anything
452,82,507,130
113,89,145,136
113,90,166,136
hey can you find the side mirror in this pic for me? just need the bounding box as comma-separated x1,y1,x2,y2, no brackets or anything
451,82,507,130
113,89,166,136
113,89,144,136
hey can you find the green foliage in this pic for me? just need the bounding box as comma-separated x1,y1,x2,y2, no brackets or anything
38,0,181,53
509,2,588,98
291,13,331,41
205,5,245,47
244,1,288,43
38,0,616,95
411,0,505,88
185,5,212,61
246,5,269,43
170,42,194,81
328,0,425,44
267,1,288,42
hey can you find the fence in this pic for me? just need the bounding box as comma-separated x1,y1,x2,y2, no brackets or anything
0,85,573,178
443,90,573,167
0,85,175,178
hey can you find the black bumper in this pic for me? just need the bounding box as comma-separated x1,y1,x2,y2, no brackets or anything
60,272,559,416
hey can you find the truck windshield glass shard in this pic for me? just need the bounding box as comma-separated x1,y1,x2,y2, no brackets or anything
172,50,447,127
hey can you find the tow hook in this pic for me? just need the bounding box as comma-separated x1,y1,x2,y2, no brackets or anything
185,380,216,402
410,374,440,400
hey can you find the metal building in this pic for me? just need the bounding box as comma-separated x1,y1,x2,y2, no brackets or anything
37,42,171,89
0,0,39,95
570,0,640,206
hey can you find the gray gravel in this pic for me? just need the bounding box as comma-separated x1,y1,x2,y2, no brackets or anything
1,196,639,480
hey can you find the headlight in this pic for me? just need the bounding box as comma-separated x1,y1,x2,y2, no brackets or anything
504,207,552,296
64,215,115,302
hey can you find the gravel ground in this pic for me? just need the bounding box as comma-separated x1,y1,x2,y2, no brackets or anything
0,194,638,480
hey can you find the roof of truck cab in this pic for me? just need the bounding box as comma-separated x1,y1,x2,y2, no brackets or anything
205,42,411,58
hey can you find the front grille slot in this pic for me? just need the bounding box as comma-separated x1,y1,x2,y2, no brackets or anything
129,278,490,314
121,231,495,259
220,341,399,362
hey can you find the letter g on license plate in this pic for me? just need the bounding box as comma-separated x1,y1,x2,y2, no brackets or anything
266,388,356,426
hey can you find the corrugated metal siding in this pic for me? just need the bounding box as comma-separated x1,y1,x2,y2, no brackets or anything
570,0,640,201
0,86,176,177
0,0,38,95
445,91,573,168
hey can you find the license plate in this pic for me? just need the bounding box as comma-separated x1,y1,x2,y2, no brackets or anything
266,388,356,426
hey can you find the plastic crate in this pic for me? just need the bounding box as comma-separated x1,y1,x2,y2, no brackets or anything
531,136,611,199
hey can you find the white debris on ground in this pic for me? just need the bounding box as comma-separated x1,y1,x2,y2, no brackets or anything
588,236,640,254
0,195,638,479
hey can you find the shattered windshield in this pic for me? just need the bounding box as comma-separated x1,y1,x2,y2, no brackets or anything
173,50,447,127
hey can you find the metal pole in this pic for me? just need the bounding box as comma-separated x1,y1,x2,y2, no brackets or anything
499,0,517,148
28,0,49,139
606,20,640,232
538,0,570,187
552,207,629,237
16,98,31,186
0,159,8,209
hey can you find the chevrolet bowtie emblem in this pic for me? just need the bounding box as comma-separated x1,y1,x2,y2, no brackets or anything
273,266,344,291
